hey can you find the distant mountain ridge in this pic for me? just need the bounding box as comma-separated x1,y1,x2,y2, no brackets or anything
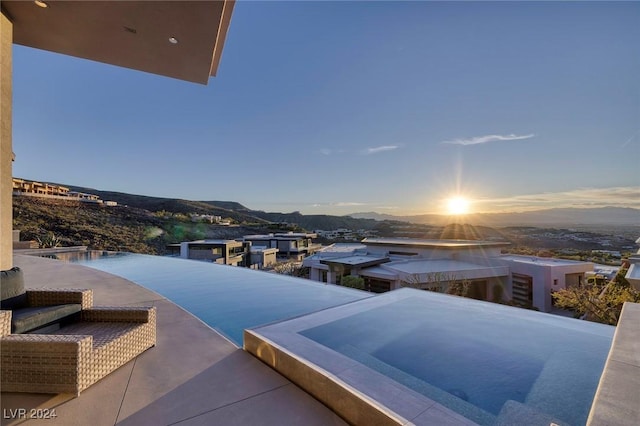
64,185,381,230
57,183,639,227
350,207,640,226
65,186,267,224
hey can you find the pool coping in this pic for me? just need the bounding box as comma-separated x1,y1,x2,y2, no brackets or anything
587,302,640,425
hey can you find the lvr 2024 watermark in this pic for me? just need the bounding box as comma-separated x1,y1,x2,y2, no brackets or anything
3,408,57,420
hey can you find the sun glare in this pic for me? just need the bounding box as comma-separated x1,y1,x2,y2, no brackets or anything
446,197,471,215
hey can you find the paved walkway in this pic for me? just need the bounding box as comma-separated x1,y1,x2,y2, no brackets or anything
1,254,346,426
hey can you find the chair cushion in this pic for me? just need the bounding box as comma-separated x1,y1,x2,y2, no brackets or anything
11,304,82,334
0,267,26,310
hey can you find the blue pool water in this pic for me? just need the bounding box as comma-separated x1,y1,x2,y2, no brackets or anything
300,289,614,425
55,252,370,345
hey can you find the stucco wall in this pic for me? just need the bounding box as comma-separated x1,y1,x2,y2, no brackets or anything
1,12,13,270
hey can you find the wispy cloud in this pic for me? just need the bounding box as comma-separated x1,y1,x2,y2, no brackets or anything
365,145,399,155
621,129,639,148
319,146,400,156
442,133,535,146
312,201,368,208
318,148,346,156
476,186,640,211
334,202,367,207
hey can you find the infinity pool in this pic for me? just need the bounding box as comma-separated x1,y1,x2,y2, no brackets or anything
53,251,370,345
50,251,614,425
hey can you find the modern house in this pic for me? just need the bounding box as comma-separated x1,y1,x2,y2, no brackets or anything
67,191,101,203
242,232,321,261
315,228,380,241
304,238,594,312
625,237,640,290
170,239,279,269
171,232,320,267
12,178,70,197
249,245,279,269
173,239,251,267
13,178,116,205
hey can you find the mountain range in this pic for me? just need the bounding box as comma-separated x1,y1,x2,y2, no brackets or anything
64,185,640,227
350,207,640,227
65,185,380,231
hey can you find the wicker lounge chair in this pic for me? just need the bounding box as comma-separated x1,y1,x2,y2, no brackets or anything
0,268,157,395
1,307,156,395
1,267,93,334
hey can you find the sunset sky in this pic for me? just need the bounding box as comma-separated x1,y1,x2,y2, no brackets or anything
12,1,640,215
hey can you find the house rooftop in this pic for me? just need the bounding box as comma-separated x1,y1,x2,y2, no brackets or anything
384,259,508,276
320,255,389,268
500,254,593,267
187,239,243,245
244,233,317,240
319,243,367,253
362,238,510,249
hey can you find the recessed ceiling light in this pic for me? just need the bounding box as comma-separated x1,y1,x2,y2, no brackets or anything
34,0,48,8
168,37,178,44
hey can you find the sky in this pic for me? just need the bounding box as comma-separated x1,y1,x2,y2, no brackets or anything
12,1,640,216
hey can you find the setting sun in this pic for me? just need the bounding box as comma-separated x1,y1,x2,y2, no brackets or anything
446,197,471,215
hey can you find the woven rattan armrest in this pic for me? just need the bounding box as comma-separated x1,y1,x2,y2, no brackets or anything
1,332,91,347
1,334,93,395
0,310,11,337
27,289,93,309
80,306,156,323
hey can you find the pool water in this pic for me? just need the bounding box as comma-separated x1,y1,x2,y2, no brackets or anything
300,289,614,425
58,252,370,345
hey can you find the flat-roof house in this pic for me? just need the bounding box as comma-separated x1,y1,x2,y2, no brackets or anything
625,236,640,291
249,245,279,269
177,239,251,267
243,232,321,261
12,178,70,197
304,238,594,312
497,254,594,312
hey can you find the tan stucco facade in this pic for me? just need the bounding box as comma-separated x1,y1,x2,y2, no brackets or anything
1,12,12,270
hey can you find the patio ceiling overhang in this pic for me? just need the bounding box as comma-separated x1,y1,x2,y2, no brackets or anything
2,0,235,84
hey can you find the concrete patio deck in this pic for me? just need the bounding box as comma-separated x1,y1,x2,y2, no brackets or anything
1,254,346,426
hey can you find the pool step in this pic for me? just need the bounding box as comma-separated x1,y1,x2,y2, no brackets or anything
338,344,496,426
525,349,605,425
495,400,569,426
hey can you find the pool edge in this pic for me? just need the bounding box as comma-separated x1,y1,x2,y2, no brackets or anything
587,302,640,426
244,328,419,426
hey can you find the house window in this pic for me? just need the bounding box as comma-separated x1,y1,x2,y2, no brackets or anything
389,251,418,256
512,274,533,307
